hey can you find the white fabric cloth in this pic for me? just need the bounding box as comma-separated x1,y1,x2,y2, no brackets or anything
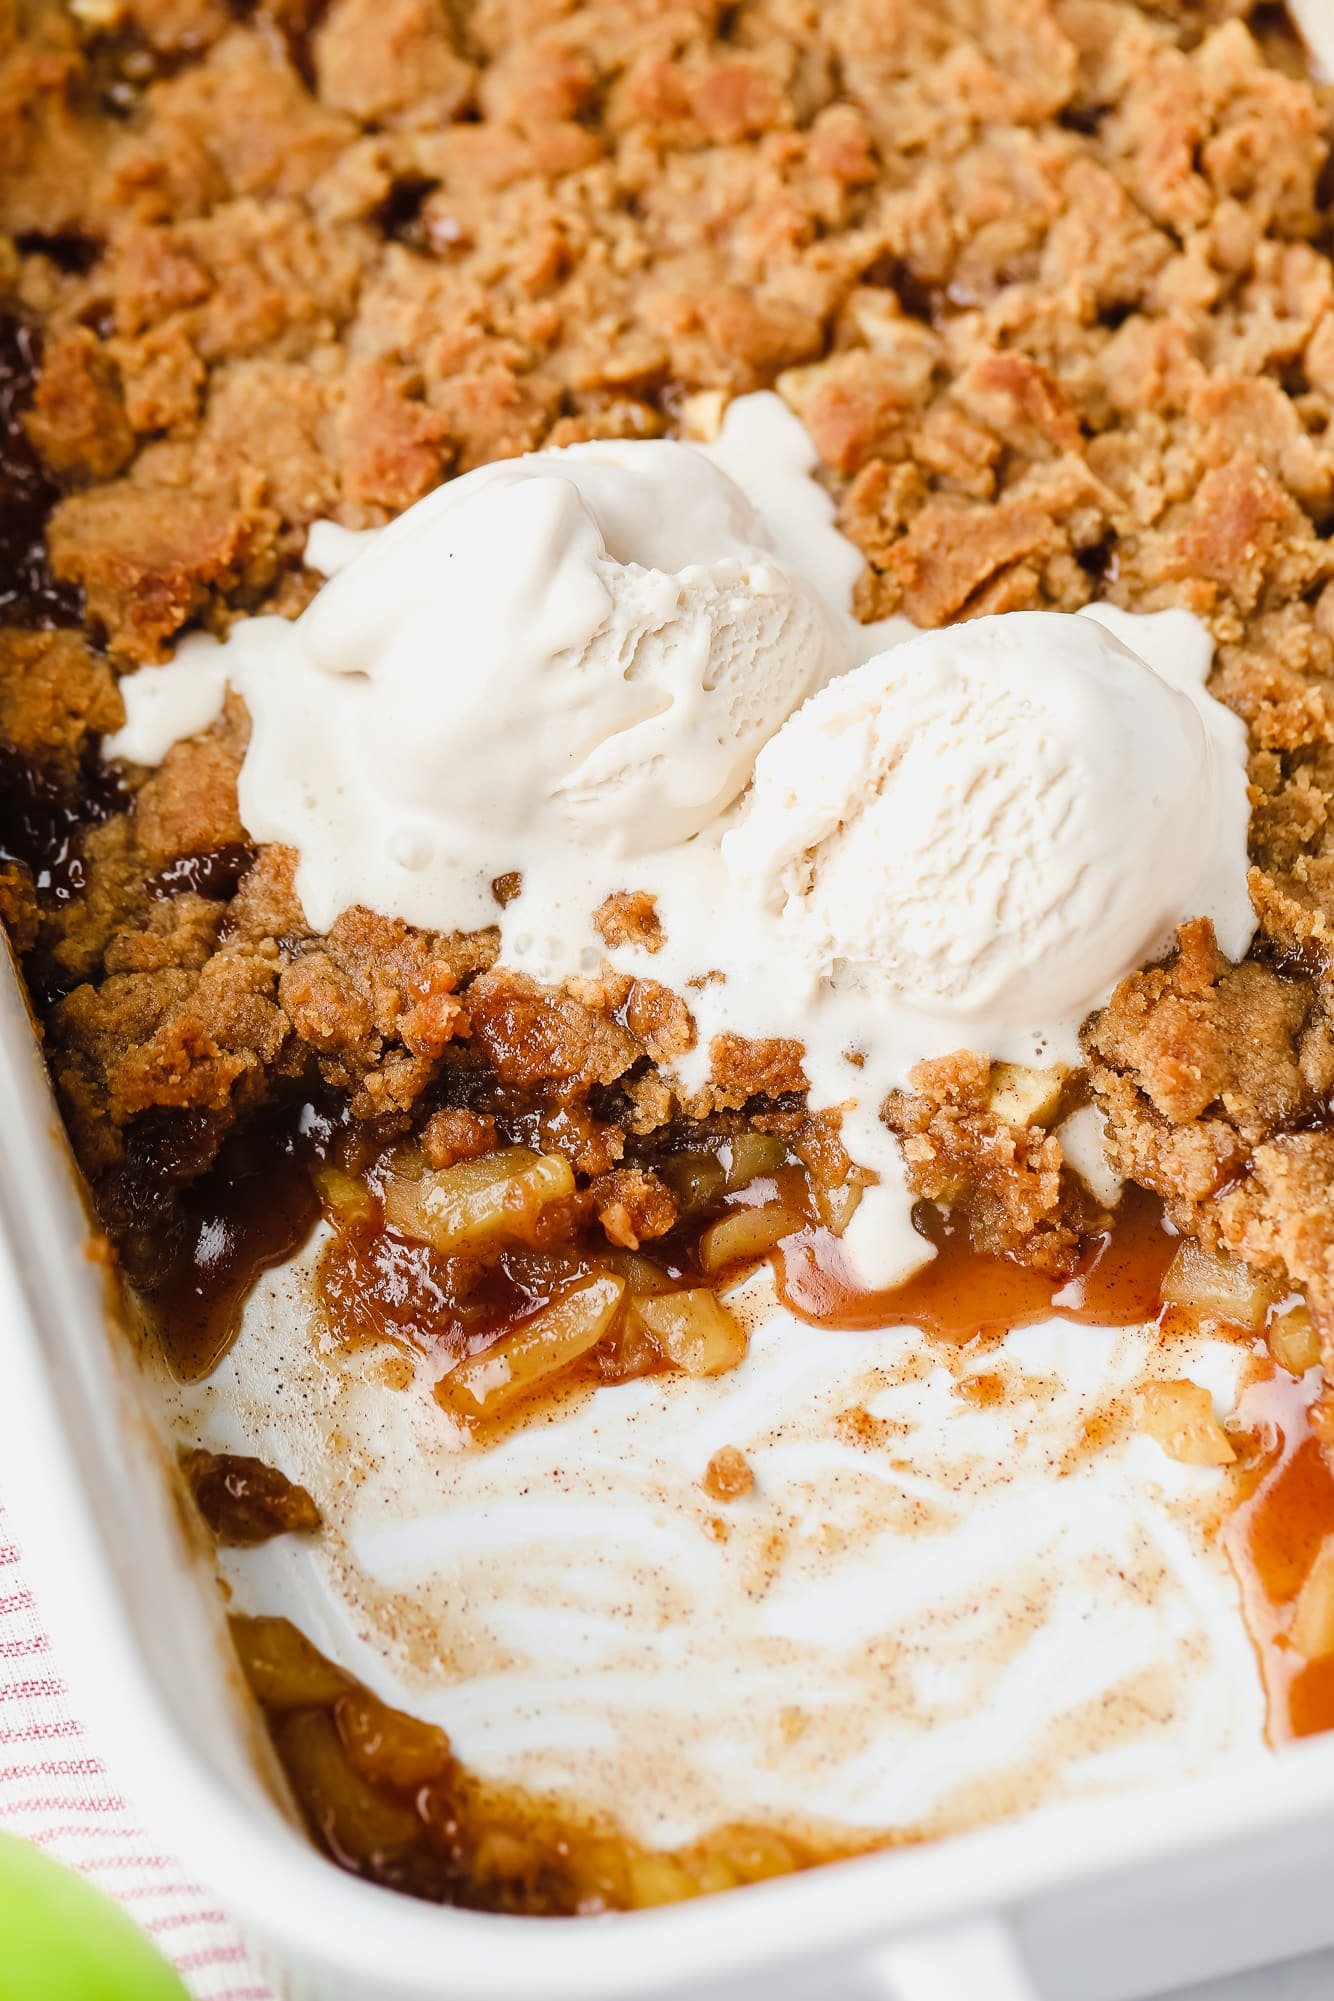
4,1483,1332,2001
0,1498,277,1999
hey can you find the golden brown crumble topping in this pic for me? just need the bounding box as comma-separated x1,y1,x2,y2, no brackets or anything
0,0,1332,1348
0,0,1328,1332
592,887,663,954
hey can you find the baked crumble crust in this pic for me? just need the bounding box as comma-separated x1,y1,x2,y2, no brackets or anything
0,0,1332,1312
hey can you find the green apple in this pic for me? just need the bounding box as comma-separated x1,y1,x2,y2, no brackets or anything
0,1833,190,2000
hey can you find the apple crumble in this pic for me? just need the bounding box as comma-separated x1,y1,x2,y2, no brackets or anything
3,0,1334,1911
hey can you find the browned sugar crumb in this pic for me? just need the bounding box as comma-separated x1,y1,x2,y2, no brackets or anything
420,1106,498,1169
183,1447,322,1546
703,1444,755,1501
709,1032,808,1104
590,1165,677,1249
0,628,122,769
593,890,663,954
0,863,38,956
1085,917,1334,1303
24,325,135,482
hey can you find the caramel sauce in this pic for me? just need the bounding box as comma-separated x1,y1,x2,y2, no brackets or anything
0,316,81,629
131,1104,324,1382
0,740,126,905
144,841,257,901
134,1104,1181,1394
0,312,123,908
1224,1369,1334,1742
317,1218,586,1366
776,1184,1175,1340
14,232,102,277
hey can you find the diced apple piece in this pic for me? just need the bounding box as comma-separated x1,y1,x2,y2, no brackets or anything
810,1176,862,1234
678,389,728,441
1268,1303,1320,1377
599,1248,673,1296
1159,1241,1279,1331
627,1851,697,1907
688,1852,741,1896
277,1709,421,1859
710,1824,798,1883
632,1290,748,1377
336,1687,454,1790
773,363,821,419
567,1835,633,1910
231,1614,353,1709
1291,1535,1334,1662
434,1273,625,1422
720,1132,788,1191
1139,1379,1236,1466
470,1822,542,1887
311,1160,376,1224
383,1147,573,1253
593,1310,663,1382
662,1150,727,1217
698,1204,806,1274
987,1061,1067,1128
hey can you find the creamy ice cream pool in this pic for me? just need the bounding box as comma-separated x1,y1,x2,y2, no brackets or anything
108,391,1255,1284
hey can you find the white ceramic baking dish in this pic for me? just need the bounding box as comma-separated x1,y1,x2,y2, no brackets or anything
3,936,1334,2001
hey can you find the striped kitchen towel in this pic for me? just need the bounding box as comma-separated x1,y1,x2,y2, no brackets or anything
0,1499,279,2001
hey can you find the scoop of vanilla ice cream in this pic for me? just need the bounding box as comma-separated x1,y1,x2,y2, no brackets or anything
722,608,1254,1052
239,439,845,921
105,393,1256,1283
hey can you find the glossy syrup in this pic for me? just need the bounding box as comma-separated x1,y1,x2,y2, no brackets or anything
776,1184,1176,1338
1225,1369,1334,1741
0,313,115,906
133,1105,1334,1746
0,316,81,629
132,1104,324,1382
140,1113,1178,1374
145,841,257,901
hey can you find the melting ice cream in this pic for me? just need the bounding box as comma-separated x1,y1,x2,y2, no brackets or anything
107,393,1255,1284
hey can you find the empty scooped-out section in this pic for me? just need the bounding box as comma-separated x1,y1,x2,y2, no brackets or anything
159,1227,1270,1873
125,1086,1334,1900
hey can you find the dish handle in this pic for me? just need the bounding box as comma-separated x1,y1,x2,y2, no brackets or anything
867,1915,1040,2001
